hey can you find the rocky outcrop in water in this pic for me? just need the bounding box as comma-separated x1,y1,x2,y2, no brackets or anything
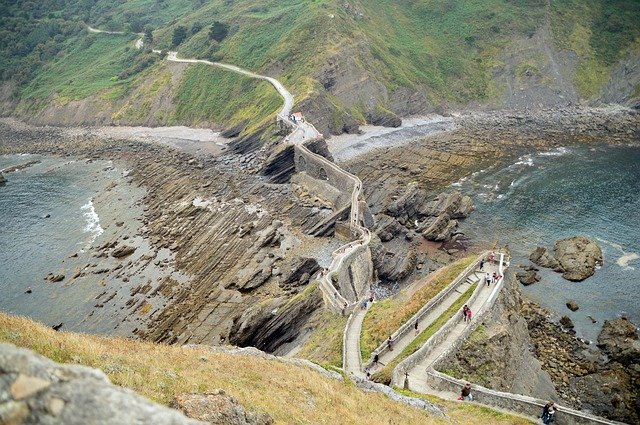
0,343,203,425
553,236,603,281
0,172,5,185
172,390,273,425
530,236,602,281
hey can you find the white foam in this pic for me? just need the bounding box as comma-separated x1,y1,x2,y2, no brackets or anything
81,198,104,245
539,147,570,157
513,156,534,166
617,253,639,270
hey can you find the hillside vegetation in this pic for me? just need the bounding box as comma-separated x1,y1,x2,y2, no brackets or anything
0,312,533,424
1,0,639,131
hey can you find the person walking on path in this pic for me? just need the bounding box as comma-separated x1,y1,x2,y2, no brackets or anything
387,336,394,351
462,305,470,322
541,401,555,424
414,321,419,335
485,272,491,286
479,259,485,270
492,271,498,284
465,307,473,323
459,383,473,401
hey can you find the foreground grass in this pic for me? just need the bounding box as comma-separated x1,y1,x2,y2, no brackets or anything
371,284,477,384
360,256,475,360
0,313,444,424
396,389,534,425
297,310,347,369
0,312,532,424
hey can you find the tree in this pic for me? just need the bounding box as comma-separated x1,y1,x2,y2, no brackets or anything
190,21,203,35
143,26,153,45
172,25,187,46
208,21,228,42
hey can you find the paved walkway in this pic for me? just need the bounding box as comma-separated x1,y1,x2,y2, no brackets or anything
343,307,367,378
405,266,504,393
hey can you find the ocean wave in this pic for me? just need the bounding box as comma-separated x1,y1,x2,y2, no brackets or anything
513,155,534,167
81,198,104,246
539,147,570,157
596,237,639,270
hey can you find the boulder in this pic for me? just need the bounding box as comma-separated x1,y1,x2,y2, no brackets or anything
111,245,136,258
529,247,563,272
516,269,540,286
419,215,458,241
566,301,579,311
386,182,427,222
279,257,321,291
172,390,273,425
372,214,404,242
553,236,603,281
0,173,6,185
366,107,402,128
0,343,203,425
597,317,640,366
420,192,474,219
559,315,574,329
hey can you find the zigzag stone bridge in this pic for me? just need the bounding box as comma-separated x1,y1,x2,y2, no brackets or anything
93,27,621,425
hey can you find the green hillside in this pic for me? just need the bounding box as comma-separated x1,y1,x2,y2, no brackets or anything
1,0,639,131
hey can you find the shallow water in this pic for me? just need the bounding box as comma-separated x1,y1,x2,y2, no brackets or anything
456,144,640,342
0,154,140,332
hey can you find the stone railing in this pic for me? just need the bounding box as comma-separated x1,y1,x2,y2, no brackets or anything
391,253,507,387
425,371,623,425
365,252,489,369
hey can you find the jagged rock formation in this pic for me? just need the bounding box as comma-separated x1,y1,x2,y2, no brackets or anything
228,286,323,352
172,390,273,425
384,183,474,242
0,343,203,425
530,236,603,281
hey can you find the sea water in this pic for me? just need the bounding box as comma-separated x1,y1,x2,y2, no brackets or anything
456,144,640,342
0,155,121,330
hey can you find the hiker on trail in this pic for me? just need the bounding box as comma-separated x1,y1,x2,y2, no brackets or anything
373,354,379,364
462,305,470,322
489,251,496,264
479,259,485,270
414,320,419,335
341,301,348,316
361,299,368,310
485,272,491,286
492,271,498,284
459,383,473,401
387,336,394,351
541,401,555,424
465,307,473,323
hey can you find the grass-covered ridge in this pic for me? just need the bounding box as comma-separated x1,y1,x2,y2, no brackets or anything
551,0,640,97
0,312,531,424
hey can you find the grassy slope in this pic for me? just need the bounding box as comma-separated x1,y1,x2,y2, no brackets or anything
360,256,475,360
551,0,640,97
0,312,531,425
371,284,477,384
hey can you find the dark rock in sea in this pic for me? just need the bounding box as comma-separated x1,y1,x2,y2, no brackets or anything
516,269,540,286
559,315,574,329
529,247,563,272
52,323,64,331
47,274,65,283
111,245,136,258
566,301,579,311
596,317,640,366
172,389,274,425
24,288,32,294
42,213,51,219
553,236,603,281
588,315,598,324
0,173,6,185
